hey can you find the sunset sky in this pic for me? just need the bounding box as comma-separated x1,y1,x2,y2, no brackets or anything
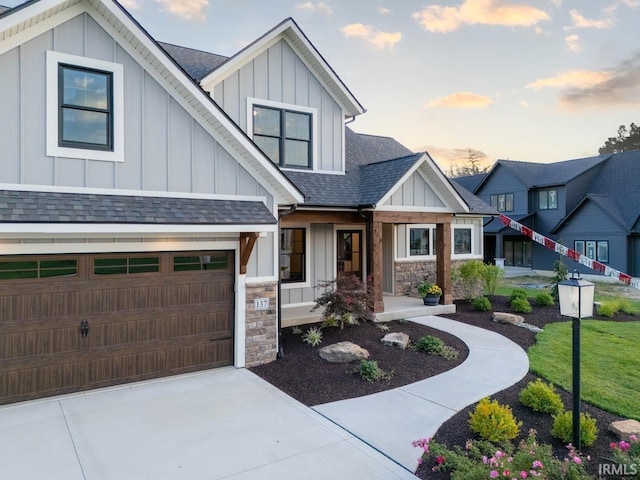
4,0,639,170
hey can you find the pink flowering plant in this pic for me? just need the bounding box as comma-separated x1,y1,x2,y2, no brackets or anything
609,434,640,478
413,429,593,480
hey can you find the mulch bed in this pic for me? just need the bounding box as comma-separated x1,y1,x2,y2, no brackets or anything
250,296,638,478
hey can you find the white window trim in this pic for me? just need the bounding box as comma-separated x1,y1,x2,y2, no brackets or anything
280,224,311,289
246,97,318,171
406,224,436,260
46,51,124,162
452,225,476,258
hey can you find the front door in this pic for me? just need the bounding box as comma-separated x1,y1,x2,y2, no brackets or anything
337,230,362,281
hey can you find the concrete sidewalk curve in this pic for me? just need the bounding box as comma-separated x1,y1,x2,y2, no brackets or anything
313,315,530,473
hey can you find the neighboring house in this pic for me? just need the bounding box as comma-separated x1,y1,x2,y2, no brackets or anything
464,151,640,277
0,0,492,404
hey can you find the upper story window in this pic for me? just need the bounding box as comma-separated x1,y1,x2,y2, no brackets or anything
253,105,312,169
59,64,113,150
46,51,124,162
490,193,514,212
538,189,558,210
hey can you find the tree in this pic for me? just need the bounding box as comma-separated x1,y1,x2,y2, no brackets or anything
598,123,640,154
447,149,491,177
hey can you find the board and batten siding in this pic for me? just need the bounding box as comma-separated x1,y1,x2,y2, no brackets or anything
209,39,344,173
475,164,530,215
280,223,333,305
0,13,276,277
384,171,446,208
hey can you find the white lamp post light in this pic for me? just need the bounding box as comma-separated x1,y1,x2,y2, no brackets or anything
557,270,595,450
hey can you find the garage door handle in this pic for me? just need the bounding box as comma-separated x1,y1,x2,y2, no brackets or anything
80,320,90,338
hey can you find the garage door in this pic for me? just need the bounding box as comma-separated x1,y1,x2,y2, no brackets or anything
0,251,234,404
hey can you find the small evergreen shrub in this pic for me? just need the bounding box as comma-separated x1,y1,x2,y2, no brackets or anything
597,300,619,317
351,359,393,382
519,379,564,415
414,335,444,354
472,296,492,311
552,411,598,447
301,327,323,346
511,296,532,314
468,397,522,444
509,288,528,304
535,291,555,307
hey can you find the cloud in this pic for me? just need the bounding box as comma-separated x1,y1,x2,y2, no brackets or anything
295,2,333,17
426,91,493,108
565,9,615,29
378,6,391,14
526,53,640,109
414,145,490,171
526,70,612,90
411,0,549,33
156,0,207,21
341,23,402,49
565,34,580,52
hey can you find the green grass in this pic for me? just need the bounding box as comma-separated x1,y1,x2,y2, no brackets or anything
528,320,640,420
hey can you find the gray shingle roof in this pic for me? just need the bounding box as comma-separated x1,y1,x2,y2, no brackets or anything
451,173,487,193
158,42,229,82
449,180,497,215
0,190,276,225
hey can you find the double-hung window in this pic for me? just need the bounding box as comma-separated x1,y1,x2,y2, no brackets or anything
252,104,312,169
490,193,513,212
538,189,558,210
46,51,124,162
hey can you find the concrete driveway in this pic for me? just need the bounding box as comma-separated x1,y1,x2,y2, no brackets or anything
0,368,414,480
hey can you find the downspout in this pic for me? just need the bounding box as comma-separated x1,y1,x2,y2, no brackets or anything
276,204,297,359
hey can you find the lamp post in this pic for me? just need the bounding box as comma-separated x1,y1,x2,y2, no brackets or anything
557,270,595,450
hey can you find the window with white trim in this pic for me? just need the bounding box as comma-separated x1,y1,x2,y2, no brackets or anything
46,51,124,162
408,226,435,257
453,227,472,255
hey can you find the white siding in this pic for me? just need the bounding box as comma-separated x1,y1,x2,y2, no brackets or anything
386,171,447,208
210,39,344,173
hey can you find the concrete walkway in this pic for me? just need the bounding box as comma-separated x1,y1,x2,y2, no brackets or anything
0,316,529,479
313,315,530,472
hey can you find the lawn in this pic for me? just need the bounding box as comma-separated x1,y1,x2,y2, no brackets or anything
528,320,640,421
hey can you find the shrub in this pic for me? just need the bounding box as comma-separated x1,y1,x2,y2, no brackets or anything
511,296,533,314
301,327,323,346
351,359,393,382
597,300,619,317
313,274,373,329
454,260,486,300
509,287,528,304
551,411,598,447
535,291,555,306
471,296,492,311
519,379,564,415
482,264,504,296
414,335,444,354
468,397,522,444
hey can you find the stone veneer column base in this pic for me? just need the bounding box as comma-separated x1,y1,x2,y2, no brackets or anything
244,281,278,367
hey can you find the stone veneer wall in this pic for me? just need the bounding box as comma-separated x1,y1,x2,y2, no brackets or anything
244,281,278,367
394,259,483,300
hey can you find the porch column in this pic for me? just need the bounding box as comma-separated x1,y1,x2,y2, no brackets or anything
372,219,384,313
436,222,453,305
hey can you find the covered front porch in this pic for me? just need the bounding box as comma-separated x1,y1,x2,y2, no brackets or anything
281,294,456,328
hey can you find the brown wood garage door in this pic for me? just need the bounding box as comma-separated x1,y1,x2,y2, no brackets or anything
0,251,234,405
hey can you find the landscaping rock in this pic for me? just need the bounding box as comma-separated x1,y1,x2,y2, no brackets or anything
493,312,524,324
381,332,410,349
610,419,640,441
319,342,369,363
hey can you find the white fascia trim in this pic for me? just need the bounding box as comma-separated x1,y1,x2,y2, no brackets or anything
201,22,363,117
247,97,318,171
0,182,269,204
46,50,124,162
1,224,278,235
375,205,454,213
84,5,303,205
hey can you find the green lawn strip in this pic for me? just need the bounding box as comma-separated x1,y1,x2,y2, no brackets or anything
528,320,640,421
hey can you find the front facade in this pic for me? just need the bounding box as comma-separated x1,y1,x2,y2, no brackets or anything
467,151,640,277
0,2,491,404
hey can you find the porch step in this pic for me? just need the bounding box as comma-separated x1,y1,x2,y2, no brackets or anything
374,304,456,323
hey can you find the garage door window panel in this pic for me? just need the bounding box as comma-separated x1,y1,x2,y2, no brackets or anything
0,258,78,280
173,254,229,272
93,256,160,275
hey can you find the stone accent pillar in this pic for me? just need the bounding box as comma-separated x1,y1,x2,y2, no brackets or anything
244,281,278,367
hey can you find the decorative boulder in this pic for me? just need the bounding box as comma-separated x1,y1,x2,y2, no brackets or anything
493,312,525,324
319,342,369,363
381,332,410,350
610,419,640,441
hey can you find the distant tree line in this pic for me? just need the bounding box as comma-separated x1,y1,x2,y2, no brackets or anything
599,123,640,154
447,149,491,178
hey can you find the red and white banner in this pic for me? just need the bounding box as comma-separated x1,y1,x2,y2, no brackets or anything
498,214,640,290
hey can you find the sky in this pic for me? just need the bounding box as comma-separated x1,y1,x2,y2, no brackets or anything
4,0,640,171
